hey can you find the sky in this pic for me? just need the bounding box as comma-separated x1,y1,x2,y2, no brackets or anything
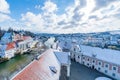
0,0,120,33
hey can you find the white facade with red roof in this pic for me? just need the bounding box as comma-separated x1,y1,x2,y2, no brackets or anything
5,42,16,59
0,42,16,59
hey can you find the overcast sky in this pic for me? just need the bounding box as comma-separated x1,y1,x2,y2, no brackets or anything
0,0,120,33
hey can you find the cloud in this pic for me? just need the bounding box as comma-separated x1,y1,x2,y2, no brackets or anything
79,0,86,8
93,0,117,11
113,13,120,19
89,15,98,20
0,0,12,22
0,13,11,22
20,0,120,33
35,5,41,10
21,12,44,29
21,1,59,33
0,0,10,14
42,0,58,13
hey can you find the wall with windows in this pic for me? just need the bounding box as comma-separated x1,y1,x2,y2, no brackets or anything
18,41,28,53
70,44,82,63
72,53,120,79
95,59,120,79
5,48,16,59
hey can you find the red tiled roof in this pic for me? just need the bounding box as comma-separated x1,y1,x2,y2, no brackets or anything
13,34,21,40
23,36,32,40
12,49,60,80
6,42,16,50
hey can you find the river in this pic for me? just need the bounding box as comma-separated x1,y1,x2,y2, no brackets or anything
0,48,44,80
0,38,54,80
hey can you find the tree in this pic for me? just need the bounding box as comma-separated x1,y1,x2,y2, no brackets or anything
8,27,13,33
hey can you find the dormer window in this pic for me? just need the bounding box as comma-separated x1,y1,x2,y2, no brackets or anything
49,66,57,74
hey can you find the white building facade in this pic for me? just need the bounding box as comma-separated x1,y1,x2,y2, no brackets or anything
71,43,120,80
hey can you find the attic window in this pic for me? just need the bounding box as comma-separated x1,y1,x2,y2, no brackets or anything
92,54,97,57
49,66,57,74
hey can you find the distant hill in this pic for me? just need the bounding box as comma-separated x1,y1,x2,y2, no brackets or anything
109,30,120,35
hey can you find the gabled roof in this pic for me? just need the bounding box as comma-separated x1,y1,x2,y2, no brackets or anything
54,51,70,65
6,42,16,50
12,49,60,80
58,40,71,50
23,36,32,40
1,32,12,39
13,34,21,40
0,42,16,51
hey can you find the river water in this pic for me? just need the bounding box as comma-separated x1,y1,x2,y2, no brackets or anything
0,52,38,80
0,38,54,80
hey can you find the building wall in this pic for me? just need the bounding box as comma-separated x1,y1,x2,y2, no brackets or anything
5,48,16,59
18,41,28,53
18,39,33,53
59,66,68,80
71,52,120,80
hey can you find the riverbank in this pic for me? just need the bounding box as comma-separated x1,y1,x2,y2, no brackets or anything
0,46,47,80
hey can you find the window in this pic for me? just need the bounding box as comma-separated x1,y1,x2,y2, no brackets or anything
49,66,57,74
112,73,115,76
98,67,101,70
83,61,85,64
0,49,2,52
74,48,76,51
93,60,95,63
105,70,107,73
83,57,85,59
87,63,89,66
113,66,116,70
74,55,75,58
105,64,108,68
78,56,80,58
88,58,89,61
99,62,101,65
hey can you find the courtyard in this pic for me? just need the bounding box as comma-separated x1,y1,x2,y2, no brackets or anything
70,61,114,80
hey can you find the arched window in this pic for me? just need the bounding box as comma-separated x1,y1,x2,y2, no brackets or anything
105,64,108,68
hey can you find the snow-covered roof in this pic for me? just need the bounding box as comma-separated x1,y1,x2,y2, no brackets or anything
80,45,120,65
44,37,55,47
54,51,70,65
58,40,71,50
1,32,12,39
12,49,61,80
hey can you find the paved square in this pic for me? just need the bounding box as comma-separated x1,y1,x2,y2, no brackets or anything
70,61,114,80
